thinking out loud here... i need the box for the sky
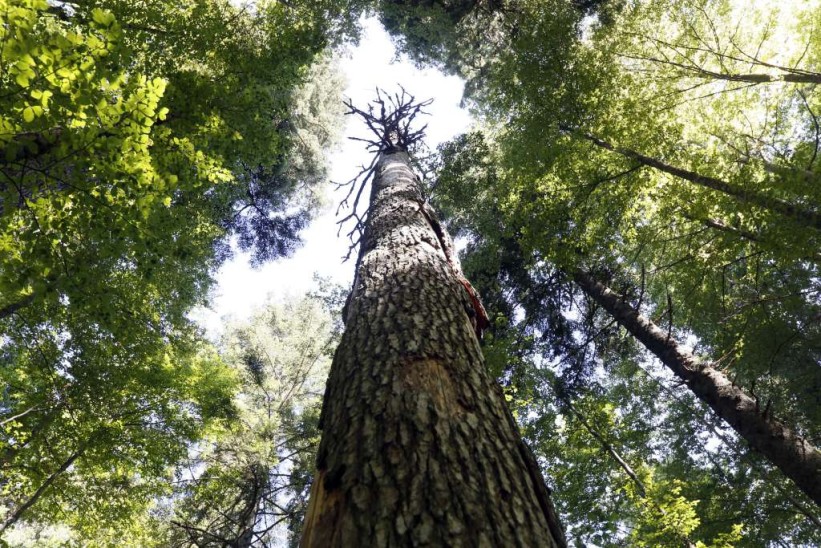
[194,17,473,339]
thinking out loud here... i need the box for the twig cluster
[335,87,433,260]
[344,86,433,153]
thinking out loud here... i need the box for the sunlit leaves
[0,0,354,540]
[163,296,338,547]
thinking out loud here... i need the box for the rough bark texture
[301,152,565,547]
[572,269,821,505]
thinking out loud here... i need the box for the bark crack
[416,198,490,340]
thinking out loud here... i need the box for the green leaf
[15,72,30,88]
[92,8,116,27]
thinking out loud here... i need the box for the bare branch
[335,87,433,256]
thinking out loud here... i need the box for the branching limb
[335,87,433,258]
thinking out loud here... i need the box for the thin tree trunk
[623,54,821,85]
[704,216,821,263]
[700,72,821,84]
[678,212,821,263]
[562,398,647,497]
[301,152,566,546]
[571,268,821,505]
[697,216,762,243]
[565,398,709,548]
[0,404,61,468]
[561,127,821,230]
[0,406,39,427]
[234,464,266,548]
[0,447,84,534]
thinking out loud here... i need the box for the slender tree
[163,296,336,548]
[571,268,821,505]
[300,90,565,546]
[559,127,821,231]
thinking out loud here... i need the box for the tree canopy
[159,294,339,548]
[385,0,821,544]
[2,0,819,545]
[0,0,354,540]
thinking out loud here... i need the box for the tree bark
[301,152,566,546]
[571,268,821,505]
[562,127,821,231]
[697,71,821,84]
[234,463,266,548]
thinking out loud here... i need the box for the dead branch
[342,86,432,153]
[335,87,433,258]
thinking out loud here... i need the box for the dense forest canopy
[1,0,819,545]
[389,0,820,544]
[0,0,355,542]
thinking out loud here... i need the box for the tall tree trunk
[571,269,821,505]
[301,152,566,546]
[561,127,821,230]
[234,463,266,548]
[698,71,821,84]
[628,54,821,85]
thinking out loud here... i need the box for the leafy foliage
[389,0,821,540]
[428,128,821,545]
[162,295,339,548]
[0,0,355,540]
[4,0,820,543]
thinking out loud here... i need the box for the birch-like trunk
[572,269,821,505]
[301,152,566,546]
